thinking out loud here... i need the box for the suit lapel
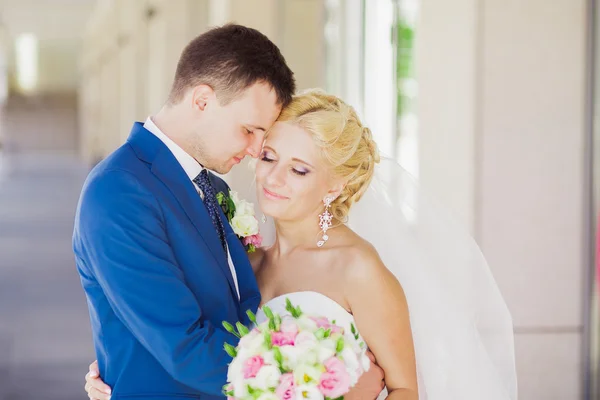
[127,123,238,299]
[219,204,260,306]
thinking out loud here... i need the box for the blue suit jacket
[73,122,261,399]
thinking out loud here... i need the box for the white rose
[230,191,256,216]
[295,315,318,331]
[359,349,371,372]
[279,344,302,370]
[253,365,282,390]
[293,364,324,386]
[233,375,249,398]
[316,338,336,363]
[227,356,244,383]
[340,347,360,374]
[294,384,325,400]
[295,331,319,350]
[262,349,277,366]
[237,330,267,359]
[231,214,259,237]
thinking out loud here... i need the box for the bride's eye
[260,154,275,163]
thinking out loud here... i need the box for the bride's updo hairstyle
[276,89,380,222]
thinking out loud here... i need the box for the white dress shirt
[144,117,240,299]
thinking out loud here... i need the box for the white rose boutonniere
[216,190,262,253]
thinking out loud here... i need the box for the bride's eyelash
[292,169,308,176]
[261,156,274,162]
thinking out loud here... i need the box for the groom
[74,24,383,399]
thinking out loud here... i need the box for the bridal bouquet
[222,299,370,400]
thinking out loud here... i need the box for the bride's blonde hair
[276,89,380,222]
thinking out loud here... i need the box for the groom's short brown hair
[168,24,295,107]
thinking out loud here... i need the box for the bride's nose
[265,165,286,188]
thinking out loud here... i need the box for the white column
[478,1,587,398]
[417,0,587,398]
[416,0,478,233]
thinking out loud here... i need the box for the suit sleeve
[76,169,236,396]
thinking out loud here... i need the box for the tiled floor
[0,152,95,399]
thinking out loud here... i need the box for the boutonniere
[216,190,262,253]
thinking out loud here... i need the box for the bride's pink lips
[263,187,288,200]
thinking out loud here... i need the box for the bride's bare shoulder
[248,247,267,274]
[338,229,395,284]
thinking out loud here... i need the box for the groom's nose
[245,133,264,158]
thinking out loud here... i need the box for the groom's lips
[263,187,288,200]
[232,157,242,164]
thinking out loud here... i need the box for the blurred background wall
[0,0,596,399]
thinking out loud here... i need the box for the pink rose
[276,373,296,400]
[242,355,265,379]
[271,331,296,346]
[318,357,352,398]
[271,319,298,346]
[310,316,343,334]
[243,233,263,247]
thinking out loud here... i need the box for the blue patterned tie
[193,169,227,254]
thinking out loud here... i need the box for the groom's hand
[84,360,112,400]
[345,350,385,400]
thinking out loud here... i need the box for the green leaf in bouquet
[285,297,293,311]
[236,322,250,337]
[247,386,265,399]
[336,337,345,353]
[268,318,276,331]
[315,328,326,340]
[222,321,241,338]
[222,383,234,397]
[263,306,274,320]
[246,309,258,325]
[284,298,304,318]
[324,328,332,338]
[273,346,284,368]
[350,323,360,340]
[223,342,237,358]
[274,314,282,330]
[264,332,272,349]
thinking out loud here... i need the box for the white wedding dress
[255,291,388,399]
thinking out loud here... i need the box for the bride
[83,89,517,399]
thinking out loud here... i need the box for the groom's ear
[190,84,216,112]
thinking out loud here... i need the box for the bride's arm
[345,244,419,400]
